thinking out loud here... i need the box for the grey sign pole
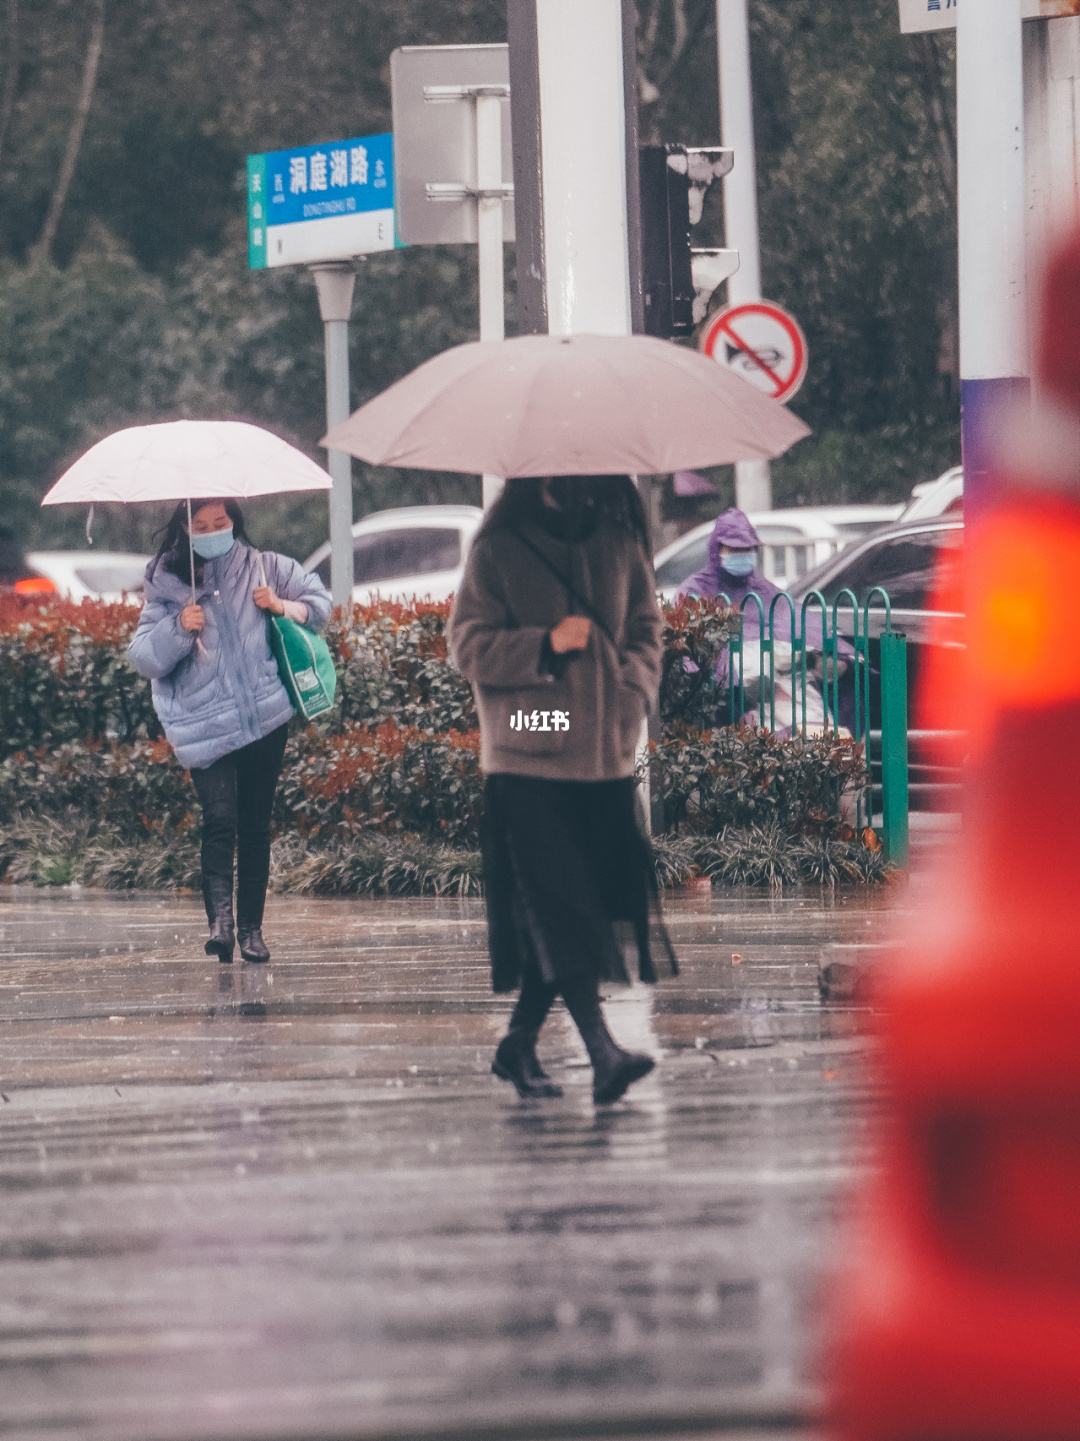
[311,262,356,608]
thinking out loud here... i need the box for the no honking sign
[700,301,808,405]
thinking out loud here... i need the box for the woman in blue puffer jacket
[129,497,332,964]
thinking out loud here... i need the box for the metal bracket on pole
[423,83,511,102]
[311,262,356,609]
[425,183,515,203]
[419,81,511,509]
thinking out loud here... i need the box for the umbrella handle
[186,497,209,661]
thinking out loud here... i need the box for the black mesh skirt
[481,773,679,994]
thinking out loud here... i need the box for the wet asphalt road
[0,883,904,1441]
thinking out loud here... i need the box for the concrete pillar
[509,0,638,337]
[957,0,1029,518]
[1024,15,1080,407]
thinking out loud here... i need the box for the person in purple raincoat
[678,508,851,733]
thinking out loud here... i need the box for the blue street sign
[247,132,398,269]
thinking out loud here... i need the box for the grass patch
[0,815,892,899]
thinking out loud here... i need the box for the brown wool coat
[447,519,663,780]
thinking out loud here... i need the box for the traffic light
[638,144,737,339]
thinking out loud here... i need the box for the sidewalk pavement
[0,882,906,1441]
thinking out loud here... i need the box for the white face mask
[191,525,235,560]
[720,552,755,578]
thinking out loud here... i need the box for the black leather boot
[492,969,561,1098]
[492,1030,562,1098]
[561,975,655,1105]
[203,874,235,963]
[237,927,270,964]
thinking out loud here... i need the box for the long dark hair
[477,475,649,548]
[149,498,250,586]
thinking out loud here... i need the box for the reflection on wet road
[0,885,900,1441]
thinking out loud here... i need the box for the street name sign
[899,0,1080,34]
[700,301,808,404]
[247,133,396,268]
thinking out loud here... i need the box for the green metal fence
[711,588,910,863]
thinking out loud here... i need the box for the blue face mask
[191,525,235,560]
[720,552,755,579]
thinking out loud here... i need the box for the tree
[30,0,106,262]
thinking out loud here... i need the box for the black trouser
[189,724,289,929]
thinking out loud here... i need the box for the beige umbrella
[322,332,810,478]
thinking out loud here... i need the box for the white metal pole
[476,91,507,510]
[312,263,356,608]
[957,0,1029,520]
[717,0,771,512]
[534,0,633,336]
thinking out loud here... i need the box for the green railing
[711,588,910,864]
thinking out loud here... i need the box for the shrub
[0,736,192,837]
[658,594,740,728]
[0,594,158,755]
[329,601,476,734]
[279,720,483,846]
[0,595,889,892]
[647,723,865,835]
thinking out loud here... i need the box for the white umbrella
[322,332,810,478]
[42,419,332,613]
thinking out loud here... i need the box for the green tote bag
[260,555,337,721]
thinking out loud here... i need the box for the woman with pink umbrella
[324,330,811,1102]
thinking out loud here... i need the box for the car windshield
[805,527,963,611]
[654,535,709,588]
[316,527,462,588]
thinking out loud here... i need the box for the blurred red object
[826,228,1080,1440]
[12,576,57,595]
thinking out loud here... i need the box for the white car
[21,550,148,601]
[652,504,902,599]
[303,505,484,604]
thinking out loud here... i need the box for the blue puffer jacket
[128,541,332,770]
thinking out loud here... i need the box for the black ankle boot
[237,927,270,963]
[203,875,235,963]
[492,1030,563,1098]
[561,978,655,1104]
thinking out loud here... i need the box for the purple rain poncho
[677,507,847,653]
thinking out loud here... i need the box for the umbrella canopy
[42,420,331,507]
[322,332,810,478]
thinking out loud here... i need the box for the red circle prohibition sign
[700,302,808,404]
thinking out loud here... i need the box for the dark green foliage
[647,723,866,835]
[329,603,476,733]
[0,598,160,756]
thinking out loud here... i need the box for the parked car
[900,465,963,522]
[303,505,484,605]
[652,504,902,598]
[793,516,965,813]
[14,550,148,601]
